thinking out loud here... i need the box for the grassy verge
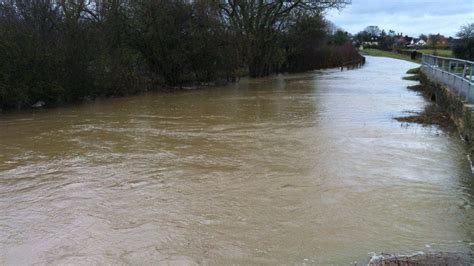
[361,48,420,63]
[406,67,420,74]
[403,67,421,80]
[403,67,421,81]
[402,74,420,81]
[363,48,454,63]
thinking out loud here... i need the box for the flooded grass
[369,252,471,266]
[406,84,423,92]
[398,82,456,131]
[395,103,456,131]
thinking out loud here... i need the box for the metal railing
[421,54,474,103]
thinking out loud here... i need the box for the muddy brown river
[1,56,473,264]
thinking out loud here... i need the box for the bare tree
[364,25,381,36]
[456,23,474,40]
[219,0,350,77]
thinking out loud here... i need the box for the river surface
[1,56,474,264]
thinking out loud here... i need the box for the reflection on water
[0,56,473,264]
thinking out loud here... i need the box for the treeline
[453,23,474,61]
[0,0,361,110]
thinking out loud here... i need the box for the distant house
[437,36,449,45]
[415,39,427,47]
[406,38,427,47]
[427,34,449,46]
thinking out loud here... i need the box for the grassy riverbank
[362,48,419,63]
[362,48,454,63]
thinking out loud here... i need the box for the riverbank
[418,71,474,165]
[0,0,363,112]
[362,48,454,64]
[0,48,363,114]
[362,48,419,63]
[402,48,453,58]
[399,63,474,175]
[395,100,456,131]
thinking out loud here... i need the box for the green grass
[402,74,420,81]
[404,67,421,81]
[362,48,455,63]
[361,48,419,63]
[403,49,453,57]
[406,67,420,74]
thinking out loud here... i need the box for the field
[403,49,453,57]
[362,48,455,63]
[361,49,419,63]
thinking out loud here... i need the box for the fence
[341,56,366,71]
[421,54,474,103]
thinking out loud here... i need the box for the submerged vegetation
[369,252,471,266]
[0,0,361,111]
[395,84,454,131]
[395,104,455,130]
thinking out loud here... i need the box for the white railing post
[462,63,467,100]
[454,62,458,94]
[469,83,472,103]
[446,60,453,85]
[470,63,473,82]
[440,58,444,80]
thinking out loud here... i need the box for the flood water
[1,56,474,264]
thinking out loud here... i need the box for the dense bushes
[283,15,360,72]
[0,1,129,109]
[0,0,359,110]
[453,39,474,61]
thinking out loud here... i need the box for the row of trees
[354,25,453,50]
[354,23,474,59]
[0,0,360,110]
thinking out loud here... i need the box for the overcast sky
[326,0,474,37]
